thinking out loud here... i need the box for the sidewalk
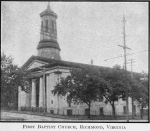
[1,111,71,121]
[1,109,79,120]
[1,109,148,122]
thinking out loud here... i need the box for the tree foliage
[130,72,148,118]
[52,63,148,119]
[1,53,29,108]
[52,67,106,118]
[100,65,128,118]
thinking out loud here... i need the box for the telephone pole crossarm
[118,45,131,50]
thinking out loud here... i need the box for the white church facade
[18,4,140,116]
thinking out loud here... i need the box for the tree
[52,67,106,118]
[1,53,29,108]
[131,72,148,119]
[101,65,127,118]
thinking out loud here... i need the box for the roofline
[40,10,58,18]
[22,56,142,76]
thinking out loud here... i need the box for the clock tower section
[37,4,61,60]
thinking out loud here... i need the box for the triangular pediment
[27,60,48,70]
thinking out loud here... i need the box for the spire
[47,2,50,10]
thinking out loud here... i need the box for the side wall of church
[45,67,140,116]
[46,68,70,114]
[19,67,140,116]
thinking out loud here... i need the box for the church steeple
[37,3,61,60]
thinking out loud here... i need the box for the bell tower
[37,3,61,60]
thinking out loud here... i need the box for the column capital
[32,79,36,83]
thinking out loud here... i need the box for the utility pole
[118,14,131,122]
[127,58,136,119]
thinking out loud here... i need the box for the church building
[18,4,140,116]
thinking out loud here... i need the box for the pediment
[27,60,48,70]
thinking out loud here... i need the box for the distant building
[18,4,140,116]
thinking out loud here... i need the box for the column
[24,85,29,107]
[43,74,46,109]
[39,77,44,107]
[18,86,21,110]
[28,81,32,107]
[46,74,50,112]
[31,79,36,107]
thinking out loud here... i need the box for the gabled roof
[22,55,108,72]
[21,55,55,70]
[22,55,140,78]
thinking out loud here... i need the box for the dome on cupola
[37,3,61,60]
[40,3,58,18]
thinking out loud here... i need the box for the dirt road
[1,111,71,121]
[1,111,148,122]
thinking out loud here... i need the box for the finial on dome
[47,2,50,9]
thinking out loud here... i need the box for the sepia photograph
[1,1,149,124]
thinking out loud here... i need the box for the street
[1,111,148,122]
[1,111,71,121]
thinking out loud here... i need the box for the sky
[1,2,148,73]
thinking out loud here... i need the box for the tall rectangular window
[51,21,54,33]
[100,107,104,116]
[134,105,136,115]
[54,22,56,34]
[41,21,43,32]
[45,20,48,32]
[85,108,90,115]
[123,106,126,114]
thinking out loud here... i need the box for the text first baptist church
[18,3,140,116]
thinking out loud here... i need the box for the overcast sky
[2,2,148,73]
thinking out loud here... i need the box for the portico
[30,75,46,109]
